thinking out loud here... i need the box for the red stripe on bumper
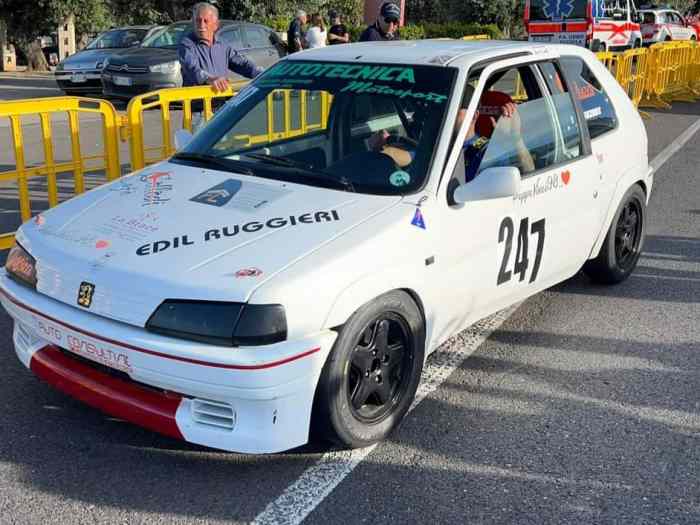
[0,287,321,370]
[30,345,184,440]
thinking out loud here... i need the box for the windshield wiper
[243,153,355,192]
[171,152,254,175]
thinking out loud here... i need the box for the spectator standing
[359,1,401,42]
[328,10,350,45]
[287,10,308,53]
[177,2,263,130]
[305,13,328,49]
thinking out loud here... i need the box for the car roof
[288,39,550,67]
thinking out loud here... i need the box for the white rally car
[0,40,652,454]
[640,8,698,44]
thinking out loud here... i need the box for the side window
[475,65,567,177]
[245,27,270,48]
[559,56,618,139]
[538,62,584,159]
[220,27,243,49]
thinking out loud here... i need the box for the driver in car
[368,88,535,180]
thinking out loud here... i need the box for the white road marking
[253,306,517,525]
[650,116,700,174]
[252,116,700,525]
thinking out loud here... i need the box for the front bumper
[0,272,337,453]
[55,71,103,93]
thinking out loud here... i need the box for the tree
[0,0,114,71]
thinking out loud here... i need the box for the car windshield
[642,12,656,23]
[86,29,147,49]
[142,23,189,48]
[178,60,456,195]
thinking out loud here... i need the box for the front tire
[584,184,646,284]
[313,291,425,448]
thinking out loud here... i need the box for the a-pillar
[363,0,406,25]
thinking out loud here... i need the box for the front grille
[106,64,148,73]
[191,399,236,431]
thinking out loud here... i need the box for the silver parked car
[101,20,286,99]
[54,26,162,95]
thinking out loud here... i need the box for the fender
[588,164,653,259]
[322,265,431,345]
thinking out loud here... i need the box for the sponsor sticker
[235,267,263,278]
[411,208,426,230]
[389,170,411,187]
[190,179,243,207]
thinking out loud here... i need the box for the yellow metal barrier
[613,47,650,117]
[124,81,249,170]
[596,51,619,76]
[125,83,332,169]
[463,34,490,41]
[639,41,699,109]
[0,97,121,250]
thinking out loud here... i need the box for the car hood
[60,48,117,70]
[17,162,402,327]
[107,47,177,67]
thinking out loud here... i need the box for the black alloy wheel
[614,197,643,273]
[313,290,425,448]
[347,315,413,424]
[584,184,646,284]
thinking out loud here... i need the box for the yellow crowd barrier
[124,81,249,170]
[463,34,490,41]
[0,97,121,250]
[124,82,332,170]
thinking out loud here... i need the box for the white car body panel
[0,40,652,453]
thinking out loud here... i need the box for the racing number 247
[497,217,546,286]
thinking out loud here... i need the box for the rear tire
[313,291,425,448]
[584,185,646,284]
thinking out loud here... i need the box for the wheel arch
[588,175,650,260]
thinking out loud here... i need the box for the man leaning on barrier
[178,2,264,130]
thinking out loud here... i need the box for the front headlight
[146,300,287,347]
[149,61,179,74]
[5,241,37,289]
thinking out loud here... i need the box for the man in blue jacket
[178,2,263,93]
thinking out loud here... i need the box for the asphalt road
[0,78,698,524]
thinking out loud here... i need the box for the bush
[422,22,503,40]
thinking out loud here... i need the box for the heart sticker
[95,240,110,249]
[561,170,571,186]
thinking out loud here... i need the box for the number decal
[497,217,546,286]
[514,218,529,282]
[529,219,546,284]
[497,217,514,285]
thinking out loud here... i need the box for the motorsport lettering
[269,63,417,83]
[136,209,341,256]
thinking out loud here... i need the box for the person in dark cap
[359,1,401,42]
[328,10,350,45]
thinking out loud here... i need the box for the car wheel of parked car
[313,290,425,448]
[665,36,672,41]
[584,185,646,284]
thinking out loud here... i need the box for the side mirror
[174,129,193,150]
[453,166,520,203]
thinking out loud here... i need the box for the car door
[242,25,279,69]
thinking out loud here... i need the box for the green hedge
[275,21,502,43]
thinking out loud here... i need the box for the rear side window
[560,57,617,139]
[642,12,656,24]
[245,27,270,48]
